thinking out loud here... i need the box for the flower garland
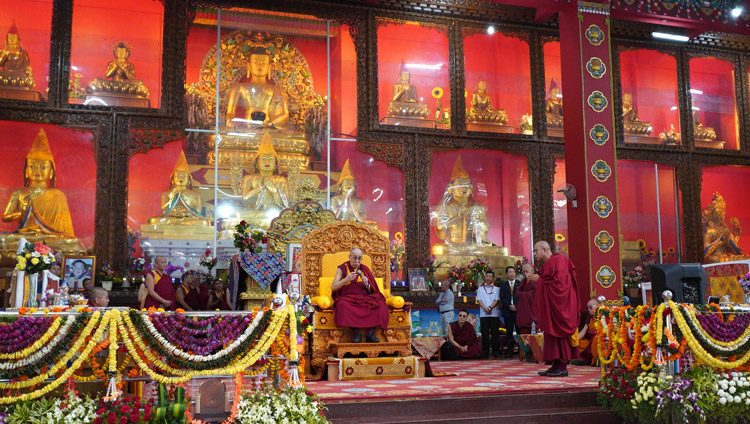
[0,316,61,359]
[0,315,75,372]
[151,313,252,355]
[0,316,55,353]
[0,310,110,404]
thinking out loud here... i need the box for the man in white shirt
[435,280,454,336]
[477,271,501,358]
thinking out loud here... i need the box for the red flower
[107,412,117,424]
[119,416,128,424]
[262,236,268,243]
[239,220,247,226]
[130,413,140,423]
[94,418,102,424]
[119,404,132,414]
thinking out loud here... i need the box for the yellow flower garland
[0,316,62,359]
[0,311,109,404]
[669,300,750,369]
[288,304,298,362]
[108,309,118,373]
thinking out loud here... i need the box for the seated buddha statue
[87,43,149,99]
[386,60,429,119]
[433,156,501,256]
[466,81,508,124]
[693,105,717,141]
[0,20,35,90]
[330,159,368,222]
[241,132,290,212]
[621,93,652,135]
[146,150,211,227]
[545,79,563,128]
[703,192,745,263]
[1,129,83,254]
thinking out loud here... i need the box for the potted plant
[622,264,645,298]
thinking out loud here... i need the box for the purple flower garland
[150,313,255,356]
[694,311,750,343]
[0,316,55,353]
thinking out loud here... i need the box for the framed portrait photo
[62,255,95,290]
[408,268,428,292]
[286,243,302,272]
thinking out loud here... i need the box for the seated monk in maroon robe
[331,247,389,343]
[575,299,600,366]
[529,241,580,377]
[144,256,176,310]
[443,309,482,360]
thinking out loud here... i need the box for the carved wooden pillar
[559,1,621,304]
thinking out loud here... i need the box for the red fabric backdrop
[377,23,450,123]
[71,0,164,108]
[464,31,532,132]
[429,150,531,257]
[128,141,185,231]
[620,49,680,141]
[689,57,739,150]
[1,0,53,96]
[543,41,562,99]
[702,166,750,255]
[0,121,96,249]
[552,159,569,254]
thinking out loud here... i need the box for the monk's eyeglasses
[351,256,363,261]
[458,314,468,318]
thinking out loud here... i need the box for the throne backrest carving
[301,221,390,297]
[267,199,338,254]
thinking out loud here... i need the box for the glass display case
[689,56,739,150]
[619,49,680,146]
[70,0,164,108]
[701,166,750,263]
[0,0,52,101]
[617,160,680,267]
[0,120,96,255]
[552,158,569,255]
[463,29,532,134]
[377,20,449,129]
[429,149,531,279]
[543,41,563,137]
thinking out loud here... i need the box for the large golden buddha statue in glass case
[330,159,368,223]
[466,80,512,133]
[703,192,746,263]
[0,129,84,256]
[86,42,150,107]
[0,20,42,101]
[381,59,432,128]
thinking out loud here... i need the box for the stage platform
[309,359,619,423]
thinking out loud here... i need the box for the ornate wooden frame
[2,0,750,271]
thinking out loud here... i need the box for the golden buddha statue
[0,20,34,90]
[330,159,368,222]
[0,129,83,256]
[386,60,429,119]
[693,107,718,142]
[621,93,652,135]
[87,43,149,106]
[147,151,211,226]
[545,79,563,128]
[703,192,746,263]
[208,45,309,169]
[241,132,290,212]
[466,81,508,124]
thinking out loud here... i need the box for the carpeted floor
[307,358,602,401]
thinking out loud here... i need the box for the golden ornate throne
[301,221,410,374]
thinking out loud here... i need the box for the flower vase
[427,270,435,287]
[101,280,113,291]
[24,273,39,308]
[627,287,640,298]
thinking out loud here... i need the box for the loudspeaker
[650,263,707,305]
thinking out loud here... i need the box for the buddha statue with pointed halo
[545,79,563,129]
[87,42,149,106]
[703,192,746,263]
[1,129,83,255]
[467,81,508,125]
[147,151,211,226]
[386,59,429,119]
[331,159,368,222]
[241,132,290,212]
[621,93,653,135]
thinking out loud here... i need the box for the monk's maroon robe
[449,321,482,358]
[144,270,176,311]
[333,262,389,329]
[535,253,580,362]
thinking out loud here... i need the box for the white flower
[735,396,742,403]
[746,398,750,405]
[730,379,737,386]
[720,397,727,404]
[730,386,737,394]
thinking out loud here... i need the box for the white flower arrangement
[43,388,97,424]
[235,385,329,424]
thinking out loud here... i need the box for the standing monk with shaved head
[331,247,389,343]
[528,241,580,377]
[143,256,175,310]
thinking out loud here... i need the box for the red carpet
[307,358,601,401]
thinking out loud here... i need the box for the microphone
[357,270,370,289]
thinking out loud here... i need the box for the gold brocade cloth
[335,356,418,381]
[411,336,446,359]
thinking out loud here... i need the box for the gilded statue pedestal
[624,134,660,145]
[206,132,310,170]
[239,275,272,311]
[433,250,521,282]
[696,139,726,149]
[0,234,84,266]
[466,122,514,134]
[140,224,214,240]
[380,116,436,129]
[0,86,42,101]
[83,94,149,108]
[547,127,564,138]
